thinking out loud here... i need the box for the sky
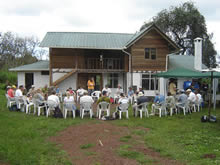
[0,0,219,55]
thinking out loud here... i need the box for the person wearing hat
[177,89,187,107]
[28,85,35,96]
[186,88,196,103]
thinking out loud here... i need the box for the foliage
[141,1,217,67]
[0,32,47,70]
[80,143,95,149]
[0,71,17,87]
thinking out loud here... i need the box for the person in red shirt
[7,86,16,98]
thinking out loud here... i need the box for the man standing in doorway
[87,77,95,96]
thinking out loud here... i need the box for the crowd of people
[5,79,204,119]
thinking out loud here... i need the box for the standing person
[102,84,111,97]
[127,87,134,104]
[87,77,95,96]
[169,79,177,96]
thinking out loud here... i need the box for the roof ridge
[47,32,134,35]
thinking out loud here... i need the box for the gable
[131,28,177,71]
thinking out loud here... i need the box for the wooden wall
[131,29,171,71]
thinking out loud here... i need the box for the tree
[0,32,47,69]
[141,1,217,67]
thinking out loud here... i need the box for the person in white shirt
[77,86,85,97]
[48,91,63,118]
[48,91,60,107]
[15,85,24,97]
[102,85,111,97]
[80,90,94,105]
[186,89,196,103]
[117,93,129,111]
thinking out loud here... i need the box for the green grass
[80,143,95,149]
[1,88,220,165]
[114,106,220,165]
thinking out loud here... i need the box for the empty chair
[81,102,93,119]
[63,101,76,119]
[97,101,110,119]
[117,103,129,119]
[5,94,16,108]
[195,98,203,112]
[135,102,149,119]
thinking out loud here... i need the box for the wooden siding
[131,29,170,71]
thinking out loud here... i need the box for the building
[10,24,180,96]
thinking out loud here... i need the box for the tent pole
[208,71,213,119]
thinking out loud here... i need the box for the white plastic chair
[117,103,129,119]
[5,94,16,108]
[91,91,101,101]
[176,100,190,115]
[63,101,75,119]
[81,102,93,119]
[46,100,57,117]
[135,102,149,119]
[195,98,203,112]
[97,102,110,119]
[32,98,46,116]
[154,102,167,117]
[15,96,25,112]
[165,98,177,116]
[23,97,34,114]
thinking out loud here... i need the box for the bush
[0,83,6,90]
[0,71,17,85]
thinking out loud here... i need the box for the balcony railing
[86,58,122,70]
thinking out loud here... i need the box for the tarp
[155,67,220,78]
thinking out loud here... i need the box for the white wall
[58,73,77,93]
[34,72,49,89]
[132,73,141,89]
[17,71,49,89]
[17,72,25,87]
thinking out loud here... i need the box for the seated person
[132,92,148,116]
[28,85,35,96]
[114,84,123,103]
[117,93,129,111]
[80,90,94,105]
[177,89,187,107]
[102,85,111,97]
[127,86,134,103]
[34,88,46,115]
[64,92,76,111]
[186,89,196,103]
[97,91,110,104]
[166,92,176,113]
[151,92,165,115]
[194,89,203,104]
[7,86,15,100]
[77,86,85,97]
[48,90,63,118]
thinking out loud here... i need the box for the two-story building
[10,24,179,96]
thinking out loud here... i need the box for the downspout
[122,48,133,87]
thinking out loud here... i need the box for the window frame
[107,73,119,88]
[144,48,157,60]
[141,73,159,91]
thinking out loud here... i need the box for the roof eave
[40,45,124,50]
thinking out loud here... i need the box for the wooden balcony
[86,58,122,70]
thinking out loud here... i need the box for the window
[107,73,119,88]
[41,71,49,75]
[142,73,159,90]
[145,48,156,60]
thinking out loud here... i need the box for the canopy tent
[155,67,220,78]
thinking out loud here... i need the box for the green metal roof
[40,32,133,50]
[9,61,49,71]
[40,24,179,50]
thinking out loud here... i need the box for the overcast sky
[0,0,219,54]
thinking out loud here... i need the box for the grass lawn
[1,89,220,165]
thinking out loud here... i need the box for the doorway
[25,73,34,91]
[78,73,103,91]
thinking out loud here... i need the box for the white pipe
[122,49,133,87]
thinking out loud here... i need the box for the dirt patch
[50,121,184,165]
[202,153,216,159]
[50,121,137,165]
